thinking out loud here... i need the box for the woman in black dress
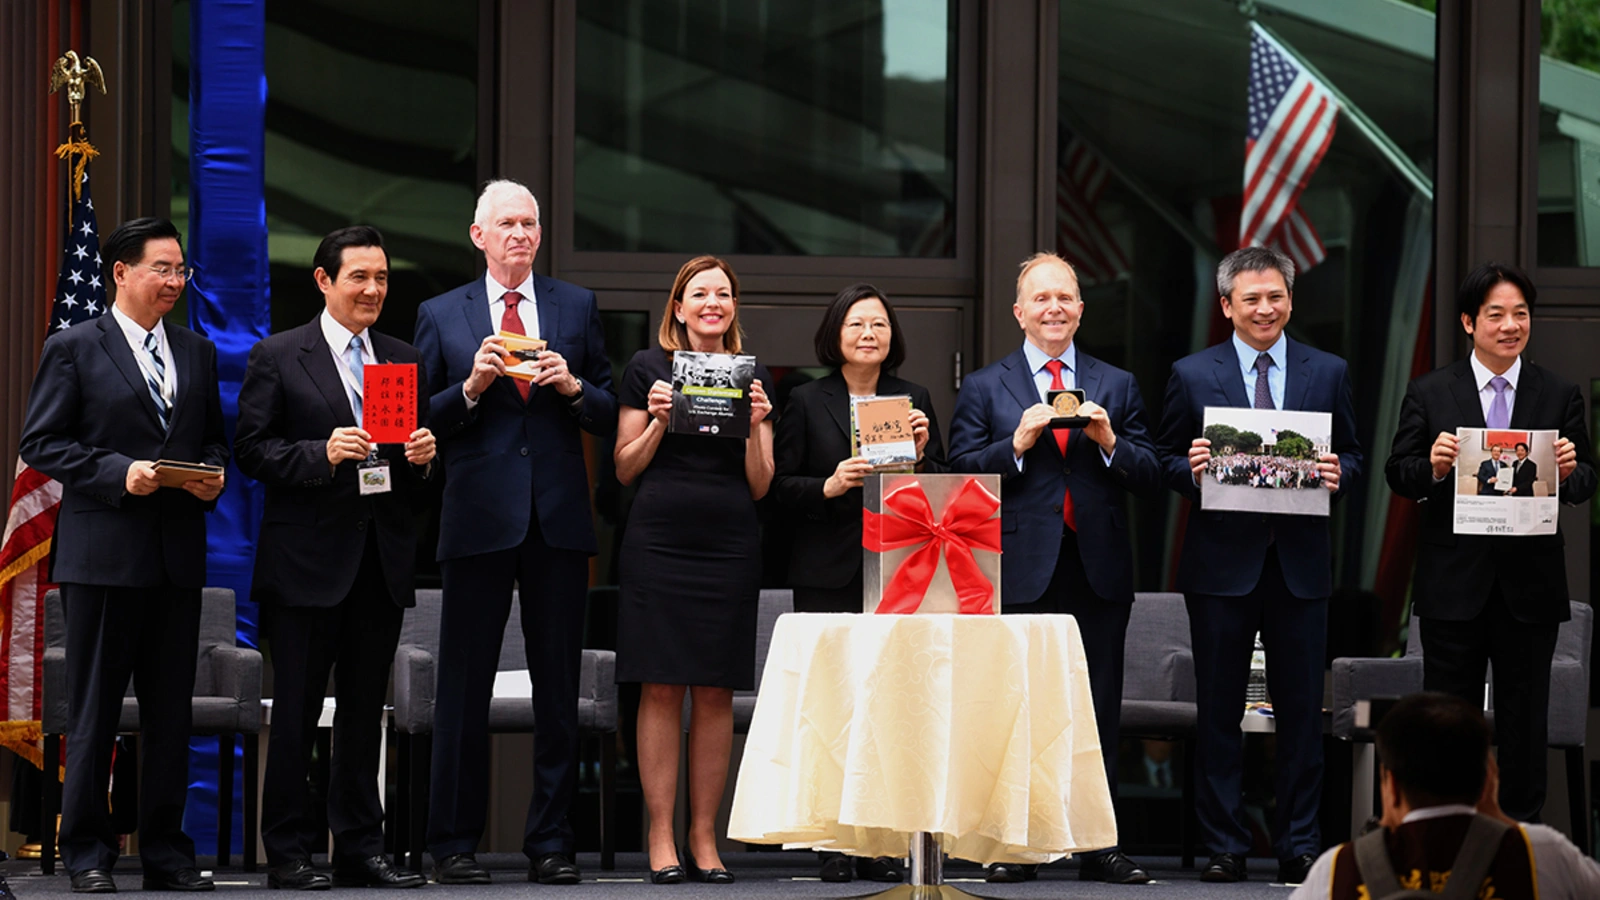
[615,256,774,885]
[772,284,944,883]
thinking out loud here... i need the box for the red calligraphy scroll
[362,363,418,443]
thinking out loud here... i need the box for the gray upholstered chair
[1119,591,1199,867]
[1331,601,1592,849]
[39,587,263,874]
[388,589,619,871]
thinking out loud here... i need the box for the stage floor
[4,851,1304,897]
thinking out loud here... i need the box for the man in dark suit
[234,226,434,890]
[413,180,617,885]
[1475,445,1507,495]
[948,252,1161,885]
[1386,262,1596,823]
[1155,246,1361,886]
[1509,442,1539,495]
[20,217,228,893]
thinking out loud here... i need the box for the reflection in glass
[1536,3,1600,267]
[172,0,481,339]
[574,0,957,256]
[1056,1,1434,648]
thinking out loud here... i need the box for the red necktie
[1044,359,1076,530]
[500,290,531,402]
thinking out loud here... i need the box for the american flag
[1268,203,1326,273]
[0,173,104,766]
[1057,134,1129,284]
[1240,23,1339,253]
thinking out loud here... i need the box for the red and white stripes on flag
[1268,203,1326,273]
[0,461,60,766]
[1241,22,1339,254]
[1057,135,1129,284]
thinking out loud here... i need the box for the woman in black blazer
[772,285,946,881]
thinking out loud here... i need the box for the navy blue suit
[948,344,1160,846]
[413,274,616,860]
[19,313,228,876]
[1155,336,1361,862]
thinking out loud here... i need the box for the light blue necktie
[143,333,171,432]
[345,335,365,422]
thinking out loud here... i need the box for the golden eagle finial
[49,50,106,126]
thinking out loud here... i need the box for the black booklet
[669,350,755,439]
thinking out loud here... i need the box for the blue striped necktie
[346,335,365,422]
[143,332,171,431]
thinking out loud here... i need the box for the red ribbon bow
[861,477,1003,614]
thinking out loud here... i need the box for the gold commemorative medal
[1050,389,1083,417]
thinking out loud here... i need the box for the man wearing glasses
[20,217,229,893]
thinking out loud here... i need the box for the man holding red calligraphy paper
[948,252,1162,885]
[235,226,435,890]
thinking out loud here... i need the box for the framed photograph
[1200,407,1333,516]
[1453,427,1559,536]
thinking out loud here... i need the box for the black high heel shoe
[649,849,686,885]
[684,850,735,884]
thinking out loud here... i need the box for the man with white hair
[414,179,617,885]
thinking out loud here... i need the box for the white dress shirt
[110,303,177,407]
[1469,350,1522,423]
[1290,805,1600,899]
[1232,331,1287,410]
[486,271,539,340]
[320,308,373,418]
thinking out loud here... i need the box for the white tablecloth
[727,614,1116,865]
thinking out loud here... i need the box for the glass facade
[1536,2,1600,267]
[172,0,482,340]
[573,0,957,256]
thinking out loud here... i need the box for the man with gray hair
[1155,246,1362,885]
[414,179,617,885]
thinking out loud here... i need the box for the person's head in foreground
[1376,691,1489,818]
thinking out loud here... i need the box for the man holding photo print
[1155,246,1360,885]
[1386,262,1597,823]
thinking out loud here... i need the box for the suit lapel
[1069,352,1104,456]
[1210,343,1251,408]
[1283,338,1312,411]
[1000,348,1039,413]
[817,372,851,439]
[1449,360,1486,428]
[97,316,166,431]
[458,280,520,405]
[164,327,193,436]
[298,320,359,427]
[533,274,560,344]
[1509,361,1541,430]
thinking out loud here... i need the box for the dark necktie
[501,290,531,402]
[1043,359,1076,530]
[143,333,171,432]
[1253,352,1274,410]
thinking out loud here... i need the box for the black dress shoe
[1201,853,1248,883]
[530,853,581,885]
[684,851,734,884]
[984,863,1038,883]
[267,860,331,891]
[856,857,903,883]
[1277,853,1316,886]
[1080,850,1151,884]
[141,868,215,892]
[432,853,491,885]
[818,855,853,883]
[649,865,686,885]
[334,856,427,889]
[70,870,116,894]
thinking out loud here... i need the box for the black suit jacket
[1511,457,1538,496]
[1386,358,1598,622]
[772,372,946,590]
[19,314,228,587]
[234,319,432,608]
[1475,458,1504,495]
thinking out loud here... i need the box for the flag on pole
[1057,133,1129,284]
[1268,202,1327,273]
[0,172,106,766]
[1241,22,1339,253]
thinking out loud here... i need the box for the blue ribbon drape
[184,0,269,855]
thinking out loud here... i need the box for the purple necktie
[1486,376,1510,429]
[1253,352,1274,410]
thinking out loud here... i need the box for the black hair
[1515,442,1530,453]
[101,217,182,278]
[1375,692,1489,809]
[313,225,387,282]
[1457,262,1537,323]
[814,283,906,372]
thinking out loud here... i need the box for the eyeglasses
[131,263,191,282]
